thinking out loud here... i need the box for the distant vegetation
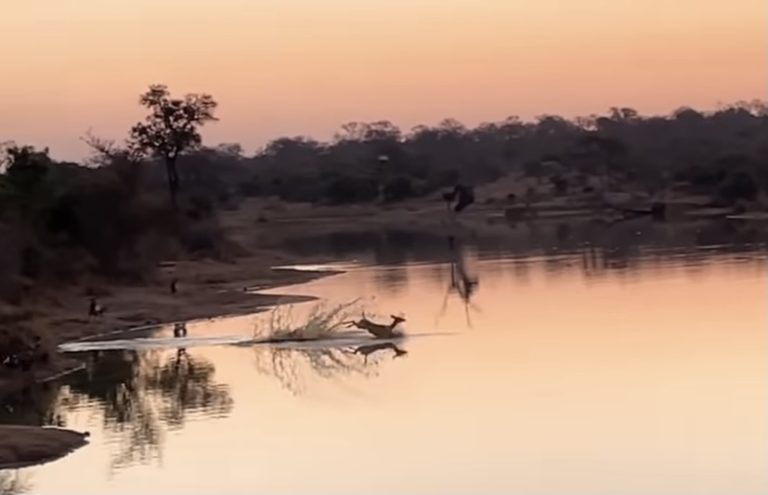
[1,84,767,302]
[238,102,768,206]
[0,86,225,302]
[0,142,231,303]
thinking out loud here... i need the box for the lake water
[3,221,768,494]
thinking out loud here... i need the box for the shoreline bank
[0,258,340,469]
[0,426,90,470]
[0,199,763,468]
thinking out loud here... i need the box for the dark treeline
[236,101,768,205]
[86,99,768,209]
[1,86,767,302]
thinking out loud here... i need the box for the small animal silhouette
[443,183,475,213]
[173,322,188,337]
[170,279,178,294]
[346,313,405,339]
[88,298,105,317]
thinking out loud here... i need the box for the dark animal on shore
[173,322,188,337]
[88,297,105,317]
[443,184,475,213]
[345,313,405,339]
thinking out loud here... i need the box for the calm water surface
[3,222,768,494]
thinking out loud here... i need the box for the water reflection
[280,219,768,276]
[373,266,409,294]
[0,382,62,428]
[3,222,768,494]
[438,236,480,327]
[282,230,450,265]
[353,343,407,363]
[251,342,406,395]
[56,349,232,470]
[0,471,31,495]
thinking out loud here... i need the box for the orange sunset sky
[0,0,765,160]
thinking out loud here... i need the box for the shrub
[238,178,261,197]
[550,175,569,195]
[675,165,726,188]
[383,176,415,202]
[186,194,214,220]
[181,221,223,255]
[324,176,378,204]
[718,171,758,204]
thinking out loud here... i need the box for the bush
[675,165,727,188]
[383,176,415,202]
[186,194,214,220]
[718,171,758,204]
[523,160,544,179]
[0,145,237,297]
[324,176,378,204]
[238,178,261,197]
[270,175,323,203]
[550,175,569,195]
[181,221,222,254]
[42,174,148,274]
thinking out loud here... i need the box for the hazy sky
[1,0,765,160]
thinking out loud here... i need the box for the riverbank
[0,426,89,469]
[0,195,763,468]
[0,245,340,467]
[2,194,759,373]
[2,195,761,381]
[0,255,338,395]
[0,199,462,467]
[0,200,443,395]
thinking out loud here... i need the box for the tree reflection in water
[252,342,407,395]
[0,381,64,428]
[55,348,232,470]
[0,471,31,495]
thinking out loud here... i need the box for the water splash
[253,299,365,341]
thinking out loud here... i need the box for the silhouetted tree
[130,85,218,207]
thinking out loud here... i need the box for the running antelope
[346,313,405,339]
